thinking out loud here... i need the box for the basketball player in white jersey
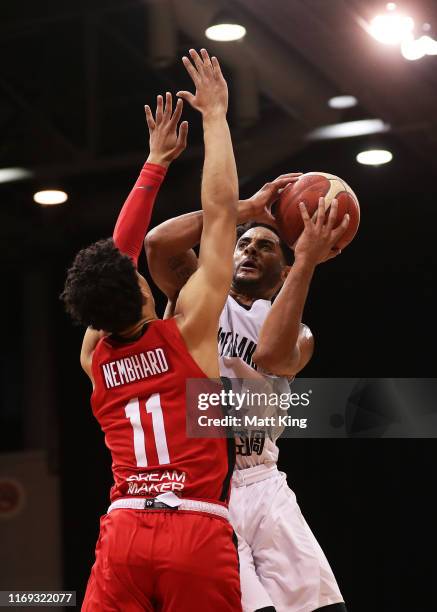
[144,185,350,612]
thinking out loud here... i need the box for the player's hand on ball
[247,173,302,227]
[145,92,188,168]
[294,197,350,265]
[177,49,228,116]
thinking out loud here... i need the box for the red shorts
[82,509,242,611]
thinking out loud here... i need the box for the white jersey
[218,295,290,469]
[220,299,344,611]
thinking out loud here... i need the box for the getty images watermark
[196,386,310,429]
[186,378,437,438]
[186,376,311,439]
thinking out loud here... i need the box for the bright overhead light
[401,34,437,60]
[307,119,390,141]
[205,23,246,41]
[33,190,68,205]
[328,95,358,109]
[0,167,33,184]
[401,35,427,60]
[421,35,437,55]
[369,12,414,45]
[386,3,397,11]
[356,150,393,166]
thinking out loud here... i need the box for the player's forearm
[146,198,255,255]
[147,114,241,258]
[146,211,204,255]
[113,162,167,267]
[201,113,238,219]
[144,211,203,299]
[253,257,315,370]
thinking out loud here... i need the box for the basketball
[274,172,360,249]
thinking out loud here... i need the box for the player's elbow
[252,348,281,373]
[253,345,301,377]
[144,229,161,255]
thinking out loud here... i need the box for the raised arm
[145,173,302,302]
[253,197,350,377]
[171,49,238,376]
[113,93,188,266]
[80,94,188,378]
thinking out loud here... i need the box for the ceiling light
[369,13,414,45]
[0,167,33,184]
[33,190,68,205]
[386,3,397,11]
[206,23,246,41]
[205,13,246,41]
[328,95,358,109]
[356,150,393,165]
[307,119,390,141]
[421,35,437,55]
[401,35,427,60]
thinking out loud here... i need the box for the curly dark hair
[60,238,143,332]
[236,222,294,266]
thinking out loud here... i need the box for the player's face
[233,227,286,293]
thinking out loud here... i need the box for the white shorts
[229,464,344,612]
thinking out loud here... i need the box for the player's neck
[229,287,273,307]
[117,315,157,340]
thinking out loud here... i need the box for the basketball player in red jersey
[61,49,242,611]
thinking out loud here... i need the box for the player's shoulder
[156,315,187,346]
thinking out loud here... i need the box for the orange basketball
[274,172,360,249]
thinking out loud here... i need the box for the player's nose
[244,242,257,255]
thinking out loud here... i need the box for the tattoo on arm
[168,255,195,285]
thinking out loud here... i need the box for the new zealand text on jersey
[218,328,258,369]
[102,348,169,389]
[126,470,186,494]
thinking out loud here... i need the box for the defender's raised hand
[177,49,228,116]
[145,92,188,168]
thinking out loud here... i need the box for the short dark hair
[60,238,143,332]
[236,222,294,265]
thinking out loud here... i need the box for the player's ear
[140,285,154,307]
[280,265,291,282]
[136,273,153,304]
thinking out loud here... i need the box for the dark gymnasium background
[1,1,437,610]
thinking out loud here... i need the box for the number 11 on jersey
[125,393,170,467]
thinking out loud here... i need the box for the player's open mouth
[239,259,259,272]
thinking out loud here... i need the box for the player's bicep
[197,212,236,286]
[286,324,314,376]
[255,324,314,377]
[175,266,228,339]
[175,213,236,342]
[295,325,314,372]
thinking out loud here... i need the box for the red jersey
[91,318,234,505]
